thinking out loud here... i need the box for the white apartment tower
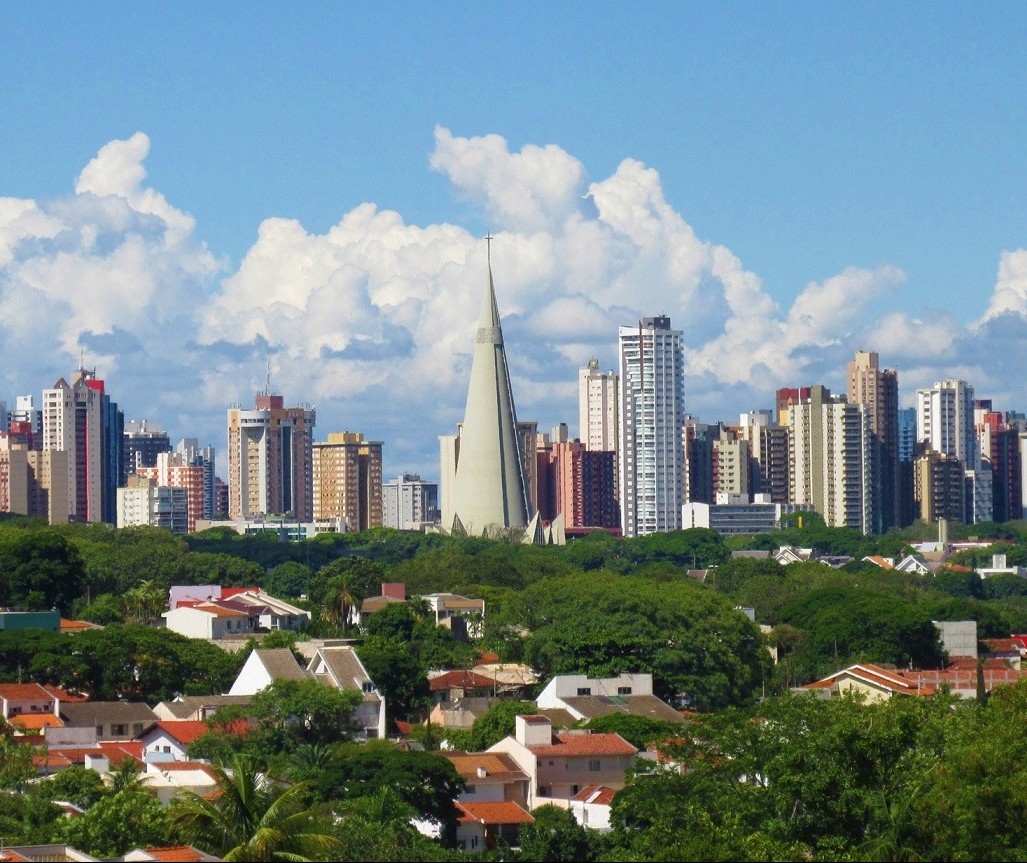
[916,380,978,468]
[578,359,619,452]
[618,316,685,537]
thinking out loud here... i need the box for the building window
[576,687,592,696]
[589,759,601,772]
[617,686,632,695]
[111,724,127,736]
[464,784,476,794]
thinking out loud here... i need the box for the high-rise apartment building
[618,316,685,537]
[712,436,750,500]
[913,450,966,524]
[788,385,875,532]
[42,368,123,524]
[382,474,439,530]
[916,380,978,467]
[117,475,188,534]
[123,420,172,477]
[916,379,991,523]
[682,417,714,505]
[740,412,790,504]
[312,432,383,531]
[578,359,619,453]
[227,393,315,521]
[176,438,217,520]
[848,350,900,532]
[137,449,209,533]
[537,440,619,530]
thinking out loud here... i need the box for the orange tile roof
[142,845,216,862]
[530,732,638,757]
[444,751,528,782]
[60,618,96,631]
[9,713,63,731]
[457,800,535,825]
[195,602,248,618]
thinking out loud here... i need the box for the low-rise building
[488,715,638,807]
[535,673,685,724]
[60,701,158,741]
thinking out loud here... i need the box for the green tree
[312,741,464,844]
[250,678,362,750]
[0,529,85,612]
[169,754,343,862]
[518,804,592,862]
[41,765,108,808]
[582,714,683,749]
[61,789,175,857]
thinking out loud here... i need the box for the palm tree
[168,754,343,862]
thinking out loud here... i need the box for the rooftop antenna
[265,354,272,396]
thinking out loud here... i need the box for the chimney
[476,766,487,778]
[515,714,552,748]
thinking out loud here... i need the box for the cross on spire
[485,232,494,265]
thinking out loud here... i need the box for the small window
[589,759,601,772]
[362,681,375,693]
[96,725,103,736]
[576,687,592,696]
[111,723,127,736]
[617,686,632,695]
[464,784,476,794]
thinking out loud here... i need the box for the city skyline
[4,8,1027,479]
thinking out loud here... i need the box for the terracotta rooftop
[139,845,222,862]
[456,800,535,825]
[42,685,88,703]
[571,784,618,805]
[529,732,638,757]
[0,683,54,701]
[444,751,528,783]
[9,713,63,731]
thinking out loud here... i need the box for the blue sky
[3,5,1027,477]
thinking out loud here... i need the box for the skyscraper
[618,315,685,537]
[788,385,876,532]
[312,432,383,531]
[443,256,529,536]
[42,368,122,524]
[383,474,439,530]
[227,393,315,520]
[847,350,899,532]
[578,359,619,452]
[123,419,172,477]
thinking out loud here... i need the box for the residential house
[138,720,238,763]
[795,664,935,702]
[455,801,535,852]
[470,663,538,698]
[152,694,253,722]
[142,760,221,806]
[162,603,252,640]
[0,683,60,719]
[489,715,638,807]
[535,673,685,724]
[429,670,498,705]
[569,785,617,831]
[773,546,816,565]
[228,646,386,739]
[429,696,504,731]
[228,648,310,696]
[422,592,486,638]
[121,846,222,862]
[167,585,310,632]
[306,645,386,739]
[60,702,158,741]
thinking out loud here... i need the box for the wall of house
[534,755,634,802]
[836,678,891,703]
[163,608,214,640]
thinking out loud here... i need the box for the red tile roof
[571,784,618,805]
[42,685,89,703]
[457,800,535,825]
[149,720,210,745]
[530,732,638,757]
[444,751,528,783]
[799,663,935,696]
[0,683,53,701]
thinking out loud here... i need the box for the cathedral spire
[448,244,529,535]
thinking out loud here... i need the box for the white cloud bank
[1,128,1026,475]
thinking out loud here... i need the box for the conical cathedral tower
[449,253,529,535]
